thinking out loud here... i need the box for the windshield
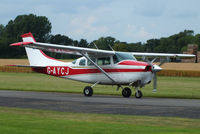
[113,52,136,64]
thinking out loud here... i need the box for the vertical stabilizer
[22,33,64,66]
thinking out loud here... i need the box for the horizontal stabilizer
[10,42,33,46]
[6,65,46,68]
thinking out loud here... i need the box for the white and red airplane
[10,33,195,98]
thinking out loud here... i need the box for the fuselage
[32,52,154,86]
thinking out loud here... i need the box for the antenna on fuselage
[88,42,99,49]
[108,44,115,51]
[93,43,99,49]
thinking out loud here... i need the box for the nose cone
[152,64,162,72]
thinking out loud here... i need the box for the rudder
[22,33,64,66]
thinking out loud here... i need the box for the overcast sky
[0,0,199,43]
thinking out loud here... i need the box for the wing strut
[81,52,116,84]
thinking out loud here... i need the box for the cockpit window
[113,52,136,64]
[79,59,86,66]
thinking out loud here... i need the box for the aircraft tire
[122,87,132,98]
[135,90,143,99]
[83,86,93,97]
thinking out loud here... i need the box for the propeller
[145,58,162,93]
[152,71,157,93]
[152,64,162,92]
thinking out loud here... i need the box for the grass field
[0,72,200,99]
[0,71,200,134]
[0,107,200,134]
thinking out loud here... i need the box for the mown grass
[0,72,200,99]
[0,107,200,134]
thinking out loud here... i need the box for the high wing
[11,41,195,58]
[131,52,195,58]
[10,41,115,57]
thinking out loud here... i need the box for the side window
[79,59,86,66]
[97,57,111,65]
[87,58,96,66]
[72,60,77,64]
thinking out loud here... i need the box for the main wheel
[83,86,93,97]
[122,87,132,98]
[135,90,143,99]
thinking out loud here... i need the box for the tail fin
[22,33,64,66]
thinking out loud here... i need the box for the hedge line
[0,66,33,73]
[157,70,200,77]
[0,66,200,77]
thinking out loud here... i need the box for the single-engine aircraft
[10,33,195,98]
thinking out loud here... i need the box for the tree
[78,39,88,48]
[92,36,116,50]
[49,34,73,45]
[192,34,200,50]
[0,14,52,58]
[113,43,128,51]
[147,30,194,53]
[0,24,4,37]
[4,14,51,42]
[146,39,160,52]
[127,42,145,52]
[73,40,79,47]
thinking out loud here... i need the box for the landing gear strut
[83,86,93,97]
[122,87,132,98]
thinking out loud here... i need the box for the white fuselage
[36,56,154,87]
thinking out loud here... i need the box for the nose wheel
[135,90,143,98]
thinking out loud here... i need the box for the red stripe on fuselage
[32,66,151,77]
[70,68,148,75]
